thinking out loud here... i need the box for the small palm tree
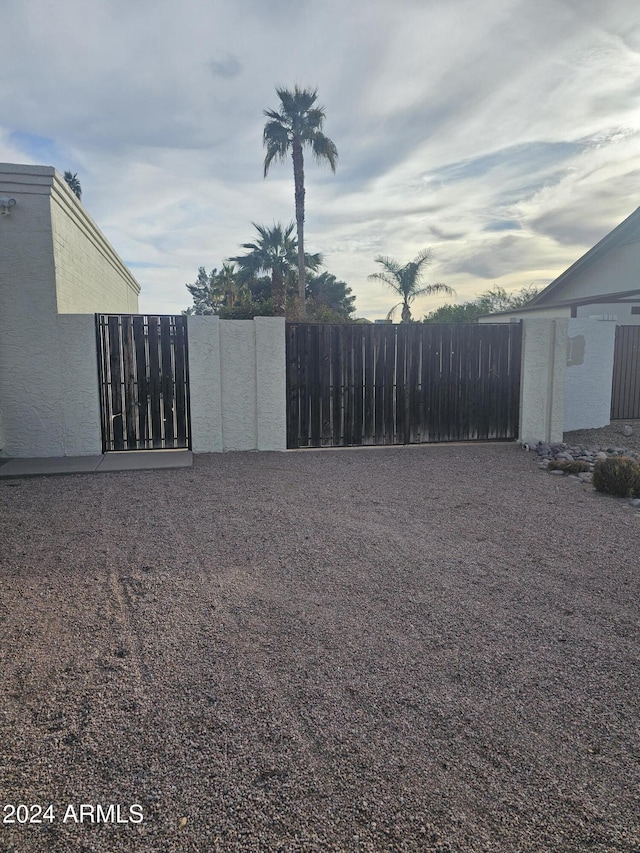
[213,263,247,309]
[368,249,455,322]
[63,171,82,200]
[263,86,337,317]
[229,223,321,316]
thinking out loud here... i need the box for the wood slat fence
[611,325,640,419]
[96,314,191,452]
[286,322,522,448]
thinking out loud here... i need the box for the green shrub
[592,456,640,498]
[547,459,591,474]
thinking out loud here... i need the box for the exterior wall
[564,319,617,431]
[187,316,286,453]
[57,316,102,455]
[0,164,140,315]
[0,163,139,457]
[1,165,60,456]
[1,313,286,459]
[519,319,567,445]
[482,305,632,433]
[49,172,140,313]
[575,302,640,324]
[0,314,102,457]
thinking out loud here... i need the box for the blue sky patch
[125,261,171,270]
[484,220,522,232]
[9,131,62,166]
[427,141,585,186]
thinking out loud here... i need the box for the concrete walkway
[0,450,192,479]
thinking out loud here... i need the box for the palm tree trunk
[272,270,286,317]
[292,138,306,319]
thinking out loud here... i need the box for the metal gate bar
[96,314,191,452]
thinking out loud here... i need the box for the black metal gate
[286,322,522,448]
[96,314,191,452]
[611,325,640,419]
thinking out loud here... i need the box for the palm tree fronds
[371,255,403,277]
[367,271,399,291]
[411,282,456,298]
[311,133,338,171]
[385,303,401,321]
[370,248,455,322]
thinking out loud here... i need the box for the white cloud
[1,0,639,319]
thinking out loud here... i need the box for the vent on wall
[631,306,640,315]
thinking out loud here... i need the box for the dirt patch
[0,443,638,852]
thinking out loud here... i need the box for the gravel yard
[0,442,638,852]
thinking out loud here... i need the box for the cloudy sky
[2,0,640,319]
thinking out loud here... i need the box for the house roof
[526,205,640,307]
[477,206,640,320]
[480,286,640,318]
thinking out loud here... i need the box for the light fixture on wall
[0,198,17,215]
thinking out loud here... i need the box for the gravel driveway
[0,443,638,852]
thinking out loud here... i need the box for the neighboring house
[0,163,141,456]
[478,206,640,324]
[478,207,640,430]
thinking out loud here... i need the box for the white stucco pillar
[187,316,224,453]
[187,315,286,453]
[519,319,567,445]
[255,317,287,451]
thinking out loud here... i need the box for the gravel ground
[0,442,638,853]
[563,419,640,453]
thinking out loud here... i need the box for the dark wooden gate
[611,325,640,419]
[96,314,191,452]
[286,322,522,448]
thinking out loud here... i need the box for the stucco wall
[50,172,140,313]
[0,164,140,316]
[255,317,287,451]
[1,166,59,455]
[564,319,617,431]
[519,319,567,445]
[0,163,139,456]
[575,302,640,324]
[186,317,223,453]
[187,316,286,453]
[220,321,258,451]
[0,314,102,458]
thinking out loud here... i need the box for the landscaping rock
[623,424,634,437]
[525,436,640,502]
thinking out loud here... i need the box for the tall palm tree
[263,85,337,317]
[63,171,82,200]
[368,249,455,322]
[229,222,321,316]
